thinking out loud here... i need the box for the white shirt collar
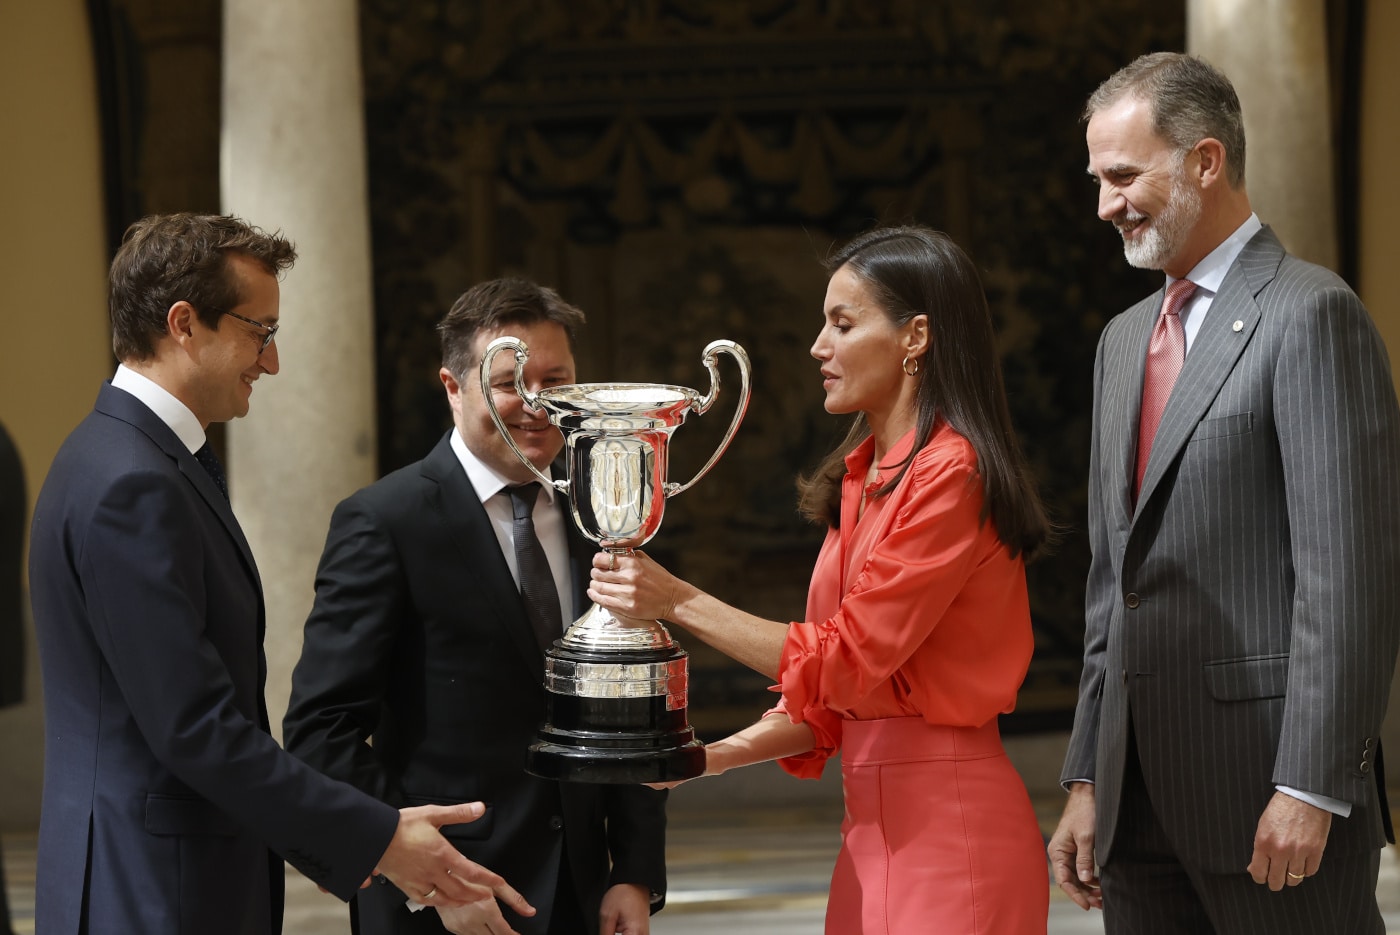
[448,428,558,505]
[1171,212,1262,294]
[111,364,207,455]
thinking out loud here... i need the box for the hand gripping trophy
[481,337,752,783]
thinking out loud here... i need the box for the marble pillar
[1360,0,1400,799]
[0,0,109,830]
[222,1,377,738]
[1187,0,1338,270]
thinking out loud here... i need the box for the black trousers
[546,864,586,935]
[1100,727,1385,935]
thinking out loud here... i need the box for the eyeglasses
[222,310,279,353]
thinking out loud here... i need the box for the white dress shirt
[449,428,575,631]
[1174,212,1262,354]
[111,365,206,454]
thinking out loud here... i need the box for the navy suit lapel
[94,383,261,586]
[420,435,545,677]
[1134,228,1283,514]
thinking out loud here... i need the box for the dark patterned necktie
[1135,278,1198,501]
[507,483,564,652]
[195,442,229,502]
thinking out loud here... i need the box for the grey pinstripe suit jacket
[1062,226,1400,873]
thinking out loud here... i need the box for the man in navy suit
[28,214,535,935]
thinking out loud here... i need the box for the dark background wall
[356,0,1183,733]
[88,0,1190,736]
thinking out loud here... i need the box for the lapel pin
[1232,320,1243,332]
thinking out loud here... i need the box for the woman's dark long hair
[796,226,1053,560]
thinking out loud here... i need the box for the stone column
[1187,0,1338,270]
[223,1,377,738]
[1360,0,1400,799]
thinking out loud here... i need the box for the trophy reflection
[481,337,752,783]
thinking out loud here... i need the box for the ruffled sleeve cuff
[762,625,843,779]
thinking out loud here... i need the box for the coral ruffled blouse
[773,421,1035,778]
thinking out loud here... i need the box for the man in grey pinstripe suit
[1048,53,1400,933]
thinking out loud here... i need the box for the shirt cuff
[1276,785,1352,818]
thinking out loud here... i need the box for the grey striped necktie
[506,483,564,652]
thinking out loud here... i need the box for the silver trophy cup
[481,336,752,783]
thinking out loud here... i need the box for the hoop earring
[902,355,920,377]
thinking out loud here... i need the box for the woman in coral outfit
[590,225,1052,934]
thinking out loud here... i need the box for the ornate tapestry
[359,0,1184,735]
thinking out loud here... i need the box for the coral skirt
[826,717,1048,935]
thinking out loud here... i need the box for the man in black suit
[284,278,668,935]
[0,420,24,935]
[27,214,532,935]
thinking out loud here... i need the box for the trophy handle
[479,335,562,492]
[667,340,752,497]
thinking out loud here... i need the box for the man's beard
[1118,168,1202,271]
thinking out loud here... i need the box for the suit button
[1361,760,1372,774]
[1124,593,1141,609]
[1364,737,1375,751]
[549,815,564,831]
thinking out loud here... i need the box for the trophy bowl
[481,337,752,783]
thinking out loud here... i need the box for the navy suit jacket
[284,432,668,935]
[28,383,400,935]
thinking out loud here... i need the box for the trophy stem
[560,600,676,652]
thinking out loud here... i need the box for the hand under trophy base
[481,337,751,783]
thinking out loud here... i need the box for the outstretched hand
[599,882,652,935]
[437,897,526,935]
[644,747,714,792]
[376,802,534,920]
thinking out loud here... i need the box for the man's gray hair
[1086,52,1247,189]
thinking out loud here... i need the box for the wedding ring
[609,553,617,572]
[422,886,438,900]
[1286,872,1305,880]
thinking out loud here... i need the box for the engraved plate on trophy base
[527,643,706,784]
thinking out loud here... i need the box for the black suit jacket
[27,384,399,935]
[284,432,667,935]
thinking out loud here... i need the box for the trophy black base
[526,643,707,784]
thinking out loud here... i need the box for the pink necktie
[1134,278,1197,501]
